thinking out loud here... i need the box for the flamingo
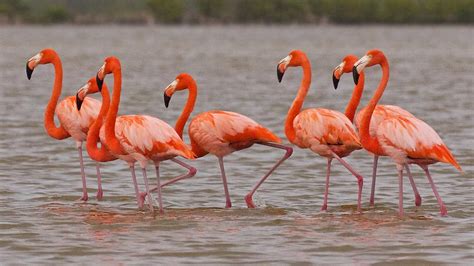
[159,73,293,208]
[26,48,103,201]
[277,50,364,212]
[76,77,196,210]
[94,57,196,213]
[352,49,462,216]
[332,55,422,207]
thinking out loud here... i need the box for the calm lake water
[0,25,473,264]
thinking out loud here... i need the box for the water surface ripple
[0,25,473,264]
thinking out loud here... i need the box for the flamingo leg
[321,158,332,211]
[154,158,197,189]
[154,162,164,214]
[129,164,144,209]
[244,142,293,208]
[405,165,422,207]
[396,164,404,217]
[369,155,379,206]
[218,156,232,208]
[141,167,154,212]
[420,165,447,216]
[330,151,363,212]
[77,143,88,201]
[95,163,103,200]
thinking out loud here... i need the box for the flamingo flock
[25,48,462,217]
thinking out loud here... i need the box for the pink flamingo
[352,49,462,216]
[76,77,196,210]
[277,50,364,212]
[26,48,103,201]
[94,57,196,213]
[159,73,293,208]
[332,54,422,207]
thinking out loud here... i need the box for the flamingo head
[353,49,386,85]
[26,48,58,80]
[277,50,309,82]
[76,77,100,111]
[332,55,359,89]
[163,73,195,108]
[96,56,121,91]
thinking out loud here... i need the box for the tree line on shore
[1,0,472,24]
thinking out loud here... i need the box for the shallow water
[0,25,473,264]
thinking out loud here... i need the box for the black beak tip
[164,93,171,108]
[277,65,284,83]
[332,74,339,90]
[76,93,83,111]
[352,66,360,85]
[26,63,33,80]
[96,75,103,91]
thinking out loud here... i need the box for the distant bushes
[1,0,473,24]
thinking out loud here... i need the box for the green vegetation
[0,0,472,24]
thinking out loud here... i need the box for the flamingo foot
[415,195,422,207]
[225,200,232,208]
[439,205,448,216]
[138,192,147,209]
[96,189,103,201]
[79,193,88,202]
[244,194,256,208]
[321,204,328,211]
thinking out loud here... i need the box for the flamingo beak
[277,55,291,83]
[352,66,360,85]
[96,75,103,91]
[75,83,90,111]
[96,64,105,91]
[26,63,33,80]
[164,93,171,108]
[26,53,42,80]
[164,79,178,108]
[353,55,371,85]
[76,93,83,111]
[333,73,340,90]
[332,62,344,89]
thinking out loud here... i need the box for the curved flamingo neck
[285,58,311,144]
[104,69,126,155]
[175,82,197,138]
[360,60,389,152]
[44,56,69,139]
[86,84,115,161]
[344,72,365,122]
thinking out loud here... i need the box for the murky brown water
[1,25,473,264]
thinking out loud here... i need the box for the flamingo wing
[56,96,101,141]
[115,115,194,160]
[377,115,461,170]
[355,105,415,135]
[189,110,280,156]
[294,108,361,155]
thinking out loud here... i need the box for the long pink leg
[129,164,144,209]
[321,158,332,211]
[95,163,103,200]
[141,167,154,212]
[405,165,422,207]
[154,162,164,214]
[369,155,379,206]
[330,151,363,212]
[396,164,404,217]
[77,143,88,201]
[420,165,447,216]
[149,158,197,190]
[244,142,293,208]
[218,156,232,208]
